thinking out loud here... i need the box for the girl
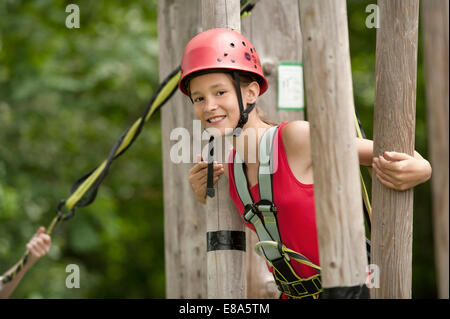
[182,28,432,298]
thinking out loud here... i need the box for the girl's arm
[283,122,431,191]
[356,138,432,191]
[0,227,51,299]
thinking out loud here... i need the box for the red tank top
[228,121,320,279]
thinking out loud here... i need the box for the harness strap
[233,125,322,298]
[272,257,322,299]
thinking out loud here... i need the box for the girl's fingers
[373,164,398,185]
[374,166,410,190]
[189,161,208,175]
[198,174,222,188]
[373,156,406,175]
[41,234,51,246]
[192,164,224,182]
[190,161,224,176]
[383,151,411,161]
[28,242,45,258]
[375,156,401,172]
[375,173,397,190]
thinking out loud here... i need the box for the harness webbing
[233,125,322,299]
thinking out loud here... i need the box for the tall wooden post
[158,0,207,298]
[201,0,247,299]
[371,0,419,299]
[241,0,304,299]
[421,0,449,299]
[298,0,369,297]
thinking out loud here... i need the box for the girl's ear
[245,81,260,104]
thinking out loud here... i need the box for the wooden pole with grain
[201,0,247,299]
[241,0,305,299]
[371,0,419,299]
[158,0,207,298]
[298,0,369,297]
[421,0,449,299]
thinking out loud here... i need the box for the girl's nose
[204,97,218,112]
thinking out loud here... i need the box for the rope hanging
[1,0,373,287]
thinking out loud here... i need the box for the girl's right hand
[189,154,224,204]
[26,227,51,266]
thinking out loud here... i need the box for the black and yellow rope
[354,108,373,230]
[1,1,262,288]
[1,67,181,287]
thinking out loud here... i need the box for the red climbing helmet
[179,28,268,96]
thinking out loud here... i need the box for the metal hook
[57,200,75,221]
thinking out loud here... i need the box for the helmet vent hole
[242,41,246,46]
[250,48,254,53]
[254,65,257,68]
[231,59,236,63]
[224,53,228,56]
[217,58,222,62]
[230,43,235,48]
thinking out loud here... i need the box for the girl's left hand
[372,151,432,191]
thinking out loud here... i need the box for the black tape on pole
[207,230,246,252]
[322,284,370,299]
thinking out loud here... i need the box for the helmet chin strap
[206,71,256,198]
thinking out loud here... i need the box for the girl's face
[189,72,241,136]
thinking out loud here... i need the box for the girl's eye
[193,97,203,103]
[217,91,226,96]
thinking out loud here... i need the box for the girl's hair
[187,70,278,127]
[254,105,278,127]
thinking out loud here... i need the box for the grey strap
[257,126,281,244]
[234,126,283,262]
[258,125,278,200]
[233,151,253,206]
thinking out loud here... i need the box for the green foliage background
[0,0,436,298]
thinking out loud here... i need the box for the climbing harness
[233,125,322,299]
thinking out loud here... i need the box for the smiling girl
[181,28,431,299]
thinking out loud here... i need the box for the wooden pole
[421,0,449,299]
[241,0,304,299]
[298,0,369,297]
[158,0,207,298]
[371,0,419,299]
[201,0,247,299]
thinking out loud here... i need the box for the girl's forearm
[0,260,33,299]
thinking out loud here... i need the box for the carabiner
[57,200,75,221]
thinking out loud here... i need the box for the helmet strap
[229,71,255,137]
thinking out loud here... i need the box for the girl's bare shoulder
[282,120,310,152]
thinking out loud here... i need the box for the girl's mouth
[207,115,226,124]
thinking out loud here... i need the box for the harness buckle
[243,203,257,223]
[254,199,277,214]
[57,200,75,221]
[277,242,290,262]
